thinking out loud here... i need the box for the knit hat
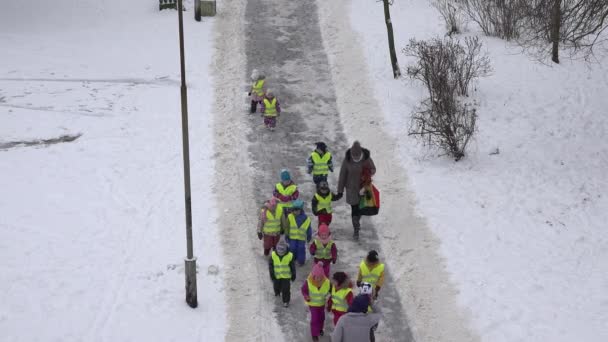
[315,141,327,152]
[266,197,277,208]
[332,271,348,286]
[350,141,363,159]
[280,169,291,181]
[366,250,379,263]
[292,199,304,209]
[251,69,259,81]
[266,90,274,98]
[348,294,370,313]
[276,240,288,256]
[311,262,325,279]
[317,223,331,244]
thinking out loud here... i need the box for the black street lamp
[177,0,197,309]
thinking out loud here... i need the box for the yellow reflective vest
[359,261,385,288]
[252,79,265,96]
[331,287,352,312]
[313,239,333,259]
[314,193,333,214]
[275,183,297,209]
[271,251,293,279]
[311,151,331,175]
[263,98,277,117]
[306,278,330,307]
[262,206,283,234]
[287,214,310,241]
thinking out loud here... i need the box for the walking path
[212,0,478,341]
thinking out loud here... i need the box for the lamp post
[177,0,198,309]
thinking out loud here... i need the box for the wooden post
[551,0,561,63]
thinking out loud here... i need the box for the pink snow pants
[309,305,325,337]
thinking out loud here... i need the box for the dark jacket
[311,191,342,215]
[337,148,376,205]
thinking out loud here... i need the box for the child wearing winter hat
[301,262,331,341]
[269,239,296,307]
[307,141,333,186]
[311,180,342,227]
[260,90,281,131]
[327,271,354,326]
[284,199,311,266]
[273,168,299,215]
[257,197,284,256]
[309,223,337,277]
[248,69,266,114]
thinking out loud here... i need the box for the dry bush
[460,0,527,40]
[404,37,491,161]
[432,0,466,36]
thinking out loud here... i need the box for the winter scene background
[1,0,607,342]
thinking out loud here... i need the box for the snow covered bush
[432,0,465,36]
[404,36,491,161]
[459,0,527,40]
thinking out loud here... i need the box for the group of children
[256,140,386,341]
[248,69,281,131]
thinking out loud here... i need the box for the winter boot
[352,215,361,240]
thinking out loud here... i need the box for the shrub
[459,0,527,40]
[432,0,466,36]
[404,37,491,161]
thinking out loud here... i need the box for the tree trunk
[383,0,401,78]
[551,0,561,63]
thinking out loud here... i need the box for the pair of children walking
[249,69,281,131]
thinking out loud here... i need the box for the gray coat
[337,148,376,205]
[331,304,382,342]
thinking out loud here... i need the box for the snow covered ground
[0,1,225,341]
[348,0,608,341]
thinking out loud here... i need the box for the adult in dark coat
[337,141,376,239]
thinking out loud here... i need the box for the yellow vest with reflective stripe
[263,98,277,117]
[275,183,297,208]
[331,287,352,312]
[272,251,293,279]
[262,206,283,234]
[311,151,331,175]
[306,278,330,307]
[314,193,333,214]
[252,79,265,96]
[359,261,385,287]
[313,239,333,259]
[288,214,310,241]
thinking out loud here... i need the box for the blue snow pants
[289,239,307,265]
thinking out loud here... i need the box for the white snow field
[2,0,608,341]
[0,1,225,341]
[343,0,608,342]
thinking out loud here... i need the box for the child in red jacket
[309,223,337,277]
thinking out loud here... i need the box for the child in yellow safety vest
[309,223,337,277]
[356,250,385,300]
[248,69,266,114]
[327,271,354,326]
[307,141,334,186]
[273,168,299,215]
[260,90,281,131]
[257,197,284,256]
[311,180,342,227]
[269,239,296,307]
[301,262,331,341]
[283,199,311,266]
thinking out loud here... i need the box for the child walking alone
[269,239,296,307]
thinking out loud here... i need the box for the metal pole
[177,0,198,309]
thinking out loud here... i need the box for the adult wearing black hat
[337,141,376,240]
[331,294,382,342]
[307,141,334,186]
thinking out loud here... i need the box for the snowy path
[212,0,413,340]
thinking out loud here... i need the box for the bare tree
[404,37,491,161]
[379,0,401,78]
[521,0,608,63]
